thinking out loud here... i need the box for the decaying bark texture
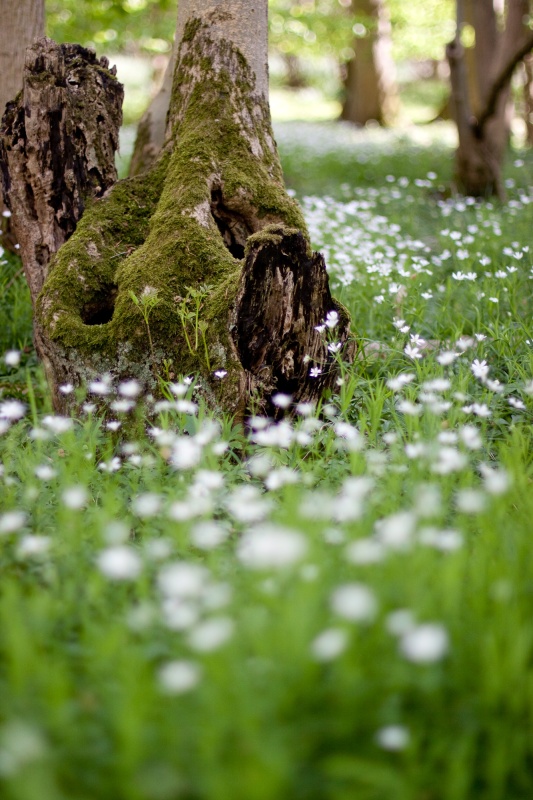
[0,0,45,248]
[341,0,398,126]
[447,0,533,198]
[0,39,123,302]
[1,8,351,417]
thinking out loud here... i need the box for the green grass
[1,125,533,799]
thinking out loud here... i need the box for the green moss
[37,16,335,413]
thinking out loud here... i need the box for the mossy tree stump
[1,11,352,416]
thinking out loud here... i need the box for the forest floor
[0,121,533,799]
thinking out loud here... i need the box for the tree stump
[1,20,352,417]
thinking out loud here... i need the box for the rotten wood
[0,37,123,303]
[234,228,353,410]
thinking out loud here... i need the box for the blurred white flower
[158,660,201,694]
[170,436,201,470]
[0,511,26,534]
[418,527,463,552]
[431,447,467,475]
[187,617,234,652]
[455,488,486,514]
[111,400,135,413]
[131,493,162,518]
[97,546,142,580]
[98,456,121,473]
[41,415,73,434]
[375,511,416,550]
[118,379,142,398]
[311,628,348,661]
[34,465,57,481]
[226,486,272,523]
[437,351,458,365]
[4,350,20,367]
[386,609,416,637]
[325,309,339,328]
[0,400,26,421]
[376,725,410,751]
[17,535,51,558]
[157,562,209,598]
[345,538,386,565]
[272,393,292,409]
[264,468,300,490]
[400,623,449,663]
[471,359,489,379]
[190,521,229,550]
[330,583,377,622]
[479,464,510,495]
[237,524,307,569]
[89,379,111,396]
[459,425,482,450]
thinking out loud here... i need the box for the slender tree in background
[522,52,533,145]
[341,0,398,126]
[0,0,44,245]
[447,0,533,198]
[1,0,351,414]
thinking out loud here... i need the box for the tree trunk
[0,0,44,248]
[341,0,398,126]
[1,2,352,417]
[523,53,533,145]
[129,48,177,177]
[448,0,533,198]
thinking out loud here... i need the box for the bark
[0,0,45,248]
[523,53,533,145]
[0,39,122,302]
[341,0,398,126]
[1,4,352,417]
[448,0,533,198]
[129,48,177,177]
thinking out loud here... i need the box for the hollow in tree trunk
[1,2,352,417]
[447,0,533,198]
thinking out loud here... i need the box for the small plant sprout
[129,286,160,365]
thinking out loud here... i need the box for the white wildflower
[17,535,51,558]
[0,511,26,534]
[190,521,229,550]
[131,493,162,518]
[376,725,410,751]
[311,628,348,662]
[4,350,20,367]
[237,524,307,569]
[158,660,201,694]
[170,436,201,470]
[97,546,142,580]
[400,623,449,663]
[0,400,26,421]
[330,583,377,622]
[187,617,234,652]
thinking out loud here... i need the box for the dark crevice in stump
[209,187,253,259]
